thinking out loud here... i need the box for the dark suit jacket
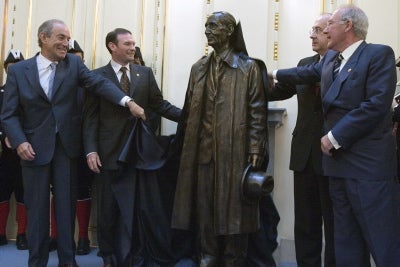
[270,54,323,174]
[82,62,181,263]
[83,62,181,170]
[1,54,126,166]
[277,41,397,180]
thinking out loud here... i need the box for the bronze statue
[172,11,268,266]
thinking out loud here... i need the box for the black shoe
[16,233,28,250]
[76,238,91,255]
[0,235,7,246]
[49,237,57,251]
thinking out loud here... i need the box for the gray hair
[339,4,368,40]
[37,19,66,47]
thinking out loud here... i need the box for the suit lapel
[129,64,139,96]
[51,59,68,99]
[322,42,368,113]
[104,63,135,96]
[321,52,336,97]
[24,57,49,101]
[104,63,120,85]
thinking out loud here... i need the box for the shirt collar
[341,40,363,61]
[111,59,130,74]
[37,53,57,70]
[213,49,237,68]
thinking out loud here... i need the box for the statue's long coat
[171,51,267,235]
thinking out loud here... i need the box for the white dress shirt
[37,53,57,97]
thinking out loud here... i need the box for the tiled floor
[1,240,302,267]
[0,241,102,267]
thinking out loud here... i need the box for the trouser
[330,176,400,267]
[23,136,77,267]
[293,160,335,267]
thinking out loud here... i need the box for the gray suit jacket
[1,54,126,166]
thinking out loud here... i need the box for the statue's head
[205,11,236,51]
[205,11,248,55]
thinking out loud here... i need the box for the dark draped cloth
[116,120,195,267]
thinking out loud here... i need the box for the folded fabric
[118,119,167,170]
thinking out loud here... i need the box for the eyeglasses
[309,27,324,35]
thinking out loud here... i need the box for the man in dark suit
[83,28,181,267]
[273,5,400,266]
[0,19,145,267]
[48,39,94,255]
[269,14,335,267]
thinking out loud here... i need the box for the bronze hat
[241,164,274,204]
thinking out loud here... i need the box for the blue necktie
[333,53,343,80]
[48,62,57,99]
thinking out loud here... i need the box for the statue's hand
[248,153,263,169]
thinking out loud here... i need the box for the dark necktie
[214,55,223,89]
[333,53,344,80]
[120,66,130,94]
[48,62,57,99]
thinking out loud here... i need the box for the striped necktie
[333,53,343,80]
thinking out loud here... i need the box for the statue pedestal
[266,107,287,178]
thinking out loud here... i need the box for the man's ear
[227,24,235,37]
[39,32,47,45]
[344,19,353,33]
[107,42,116,52]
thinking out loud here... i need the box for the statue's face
[205,14,230,50]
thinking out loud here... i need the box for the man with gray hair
[272,4,400,266]
[269,13,335,267]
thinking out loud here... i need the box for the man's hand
[393,122,399,137]
[16,142,35,161]
[267,73,275,92]
[321,134,334,156]
[127,100,146,121]
[248,154,263,169]
[86,152,102,173]
[4,137,12,149]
